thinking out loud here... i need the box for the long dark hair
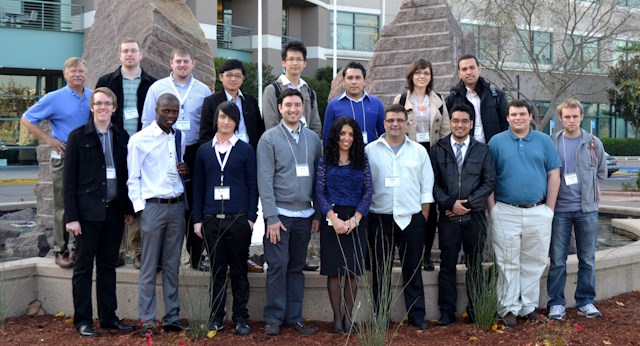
[324,116,365,170]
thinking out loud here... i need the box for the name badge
[214,186,231,200]
[124,108,138,120]
[106,167,116,179]
[564,173,579,186]
[326,217,333,226]
[236,133,248,143]
[474,125,483,138]
[167,171,179,183]
[50,151,62,160]
[175,119,191,131]
[385,176,400,187]
[416,132,430,143]
[296,164,310,177]
[362,132,368,144]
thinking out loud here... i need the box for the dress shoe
[409,319,430,329]
[55,253,73,269]
[526,310,547,323]
[235,321,252,335]
[163,319,187,332]
[100,319,134,332]
[248,259,264,273]
[264,322,280,335]
[303,261,319,271]
[423,257,434,271]
[502,312,518,327]
[291,321,316,335]
[76,323,97,337]
[436,312,456,326]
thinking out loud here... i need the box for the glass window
[514,29,553,65]
[565,35,600,69]
[330,12,380,52]
[612,39,640,65]
[461,24,501,62]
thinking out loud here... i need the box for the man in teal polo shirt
[21,57,93,268]
[487,99,561,327]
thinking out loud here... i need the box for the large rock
[363,0,474,106]
[5,231,50,257]
[83,0,216,89]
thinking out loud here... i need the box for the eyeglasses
[414,71,431,77]
[120,49,139,54]
[222,73,244,79]
[93,102,113,107]
[285,58,305,63]
[385,118,406,124]
[450,119,471,125]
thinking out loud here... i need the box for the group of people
[20,35,606,339]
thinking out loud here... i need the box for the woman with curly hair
[316,116,372,333]
[393,58,451,271]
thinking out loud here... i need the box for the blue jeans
[547,210,598,308]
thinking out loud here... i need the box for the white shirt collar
[150,120,174,138]
[450,135,470,148]
[279,74,307,89]
[281,120,301,134]
[224,89,244,101]
[170,72,193,87]
[212,133,239,147]
[338,91,369,102]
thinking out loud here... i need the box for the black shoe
[235,321,252,335]
[198,258,210,272]
[163,319,187,332]
[100,318,134,332]
[502,312,518,327]
[292,321,316,335]
[264,322,280,335]
[409,319,429,329]
[209,320,224,331]
[303,261,319,271]
[436,312,456,326]
[423,257,434,271]
[76,323,97,337]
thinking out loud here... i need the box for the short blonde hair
[63,57,87,72]
[90,87,118,108]
[557,99,583,117]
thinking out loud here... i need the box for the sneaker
[209,320,224,331]
[577,304,602,318]
[548,305,565,320]
[235,321,252,335]
[264,322,280,336]
[291,321,316,335]
[133,255,141,269]
[502,312,517,327]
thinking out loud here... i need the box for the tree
[608,49,640,138]
[453,0,637,130]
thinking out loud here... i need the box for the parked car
[606,152,619,177]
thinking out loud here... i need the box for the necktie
[454,142,463,171]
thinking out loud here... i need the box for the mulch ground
[1,291,639,345]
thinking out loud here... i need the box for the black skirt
[320,205,368,276]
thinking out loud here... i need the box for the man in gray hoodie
[257,88,322,336]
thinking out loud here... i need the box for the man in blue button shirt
[21,57,92,269]
[487,99,561,327]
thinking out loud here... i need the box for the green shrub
[601,138,640,156]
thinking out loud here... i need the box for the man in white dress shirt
[365,103,435,329]
[128,93,189,336]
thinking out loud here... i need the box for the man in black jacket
[431,104,496,326]
[95,37,157,268]
[200,59,264,151]
[64,87,135,337]
[446,54,508,144]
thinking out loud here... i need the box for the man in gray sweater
[257,88,322,336]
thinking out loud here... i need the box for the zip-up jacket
[431,135,496,221]
[552,129,606,213]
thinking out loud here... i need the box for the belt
[498,199,546,209]
[210,212,245,220]
[146,195,184,204]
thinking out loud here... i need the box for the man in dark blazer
[200,59,264,151]
[95,37,157,268]
[64,87,135,337]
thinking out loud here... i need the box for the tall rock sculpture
[363,0,474,106]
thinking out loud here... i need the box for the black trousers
[421,143,437,258]
[72,201,123,327]
[184,143,203,268]
[202,214,251,323]
[368,212,427,323]
[437,213,486,315]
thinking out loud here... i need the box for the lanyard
[214,143,231,186]
[349,97,366,131]
[169,77,194,118]
[279,123,308,166]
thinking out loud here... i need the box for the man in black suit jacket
[200,59,265,151]
[95,38,156,268]
[64,87,135,337]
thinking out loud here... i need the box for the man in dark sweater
[193,101,258,336]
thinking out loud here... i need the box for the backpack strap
[399,91,408,106]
